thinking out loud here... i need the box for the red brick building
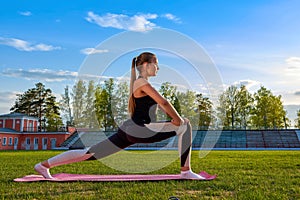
[0,113,70,150]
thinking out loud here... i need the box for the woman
[34,52,206,180]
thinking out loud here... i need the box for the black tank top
[131,95,158,125]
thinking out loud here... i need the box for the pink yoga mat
[14,171,217,182]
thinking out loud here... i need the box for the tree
[251,86,289,129]
[71,80,86,128]
[82,80,98,129]
[60,86,73,126]
[44,95,63,131]
[177,90,198,128]
[217,85,254,130]
[295,110,300,128]
[195,93,213,130]
[94,78,116,131]
[10,82,62,131]
[235,85,254,129]
[112,81,129,126]
[104,78,117,130]
[158,82,181,120]
[83,81,99,129]
[95,86,108,130]
[269,95,290,129]
[217,85,239,129]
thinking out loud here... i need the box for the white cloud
[162,13,181,23]
[80,48,109,55]
[278,90,300,105]
[284,57,300,80]
[0,68,117,83]
[0,91,18,104]
[85,12,158,32]
[285,56,300,69]
[232,79,261,91]
[85,12,182,32]
[0,37,61,52]
[19,11,32,16]
[2,68,77,82]
[0,91,19,114]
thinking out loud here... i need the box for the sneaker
[180,170,206,180]
[34,163,53,179]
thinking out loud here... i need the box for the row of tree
[217,85,289,129]
[10,80,300,131]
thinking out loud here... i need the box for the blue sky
[1,0,300,124]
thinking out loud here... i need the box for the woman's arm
[134,80,183,126]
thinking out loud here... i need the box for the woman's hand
[171,117,184,126]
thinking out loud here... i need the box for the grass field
[0,150,299,200]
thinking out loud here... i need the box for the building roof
[0,128,69,135]
[0,112,38,120]
[0,128,19,134]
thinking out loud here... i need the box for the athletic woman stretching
[34,52,206,180]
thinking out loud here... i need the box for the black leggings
[87,120,192,167]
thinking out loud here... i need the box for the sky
[0,0,300,125]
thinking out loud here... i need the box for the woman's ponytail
[128,57,137,115]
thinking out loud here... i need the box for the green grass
[0,150,299,200]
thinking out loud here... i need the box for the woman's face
[146,58,159,77]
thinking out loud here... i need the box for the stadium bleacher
[64,129,300,150]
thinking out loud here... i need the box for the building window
[42,138,48,150]
[25,138,31,150]
[26,138,30,145]
[8,137,13,146]
[14,137,18,146]
[3,137,7,146]
[51,138,56,149]
[34,138,39,150]
[29,122,33,132]
[43,138,48,145]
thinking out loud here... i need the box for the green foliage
[195,93,214,130]
[217,85,254,130]
[236,85,254,129]
[158,82,181,121]
[71,80,87,128]
[217,85,289,130]
[83,80,98,129]
[69,79,128,131]
[251,86,289,129]
[177,90,198,127]
[95,84,109,130]
[112,81,130,126]
[44,98,63,132]
[1,151,299,199]
[158,82,213,129]
[10,82,62,131]
[295,109,300,128]
[217,85,239,129]
[103,78,117,130]
[59,86,73,126]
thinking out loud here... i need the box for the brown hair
[128,52,156,116]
